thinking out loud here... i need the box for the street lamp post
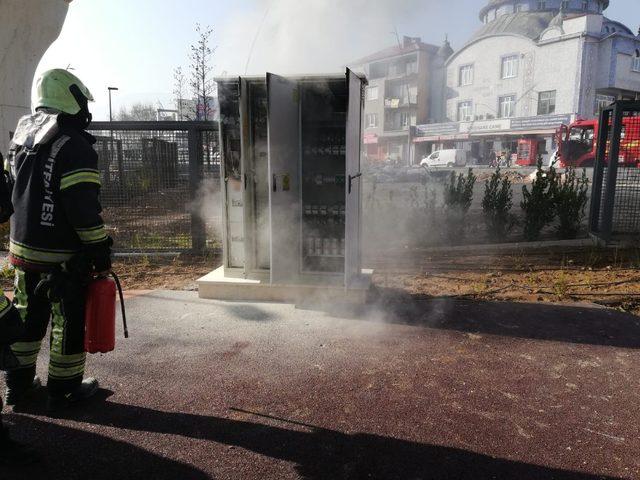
[107,87,119,190]
[108,86,119,122]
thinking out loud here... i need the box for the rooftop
[479,0,610,20]
[351,37,438,66]
[470,11,556,42]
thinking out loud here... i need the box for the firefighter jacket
[7,112,108,271]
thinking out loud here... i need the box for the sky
[37,0,639,120]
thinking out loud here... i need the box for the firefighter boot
[4,367,42,407]
[46,377,99,413]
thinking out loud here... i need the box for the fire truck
[515,138,544,167]
[554,117,640,168]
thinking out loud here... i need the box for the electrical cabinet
[217,70,366,289]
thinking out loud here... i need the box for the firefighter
[3,69,112,413]
[0,299,37,464]
[0,153,36,463]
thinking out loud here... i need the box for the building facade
[0,0,71,155]
[351,36,450,166]
[414,0,640,165]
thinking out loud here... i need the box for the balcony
[384,98,418,109]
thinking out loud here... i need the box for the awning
[468,129,557,138]
[413,133,470,143]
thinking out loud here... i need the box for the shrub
[482,168,515,241]
[443,169,476,242]
[406,183,438,246]
[554,168,590,239]
[521,161,557,241]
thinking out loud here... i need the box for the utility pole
[108,86,119,122]
[107,86,119,190]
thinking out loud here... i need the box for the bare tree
[118,102,158,121]
[189,24,216,121]
[173,66,190,121]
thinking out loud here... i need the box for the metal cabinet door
[267,73,301,284]
[345,69,365,287]
[218,78,246,271]
[238,77,252,275]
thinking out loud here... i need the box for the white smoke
[218,0,431,76]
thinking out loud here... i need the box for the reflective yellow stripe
[14,268,29,321]
[76,225,108,244]
[48,364,85,379]
[0,295,11,315]
[10,341,42,367]
[49,352,86,364]
[48,352,86,378]
[60,169,101,191]
[9,240,75,264]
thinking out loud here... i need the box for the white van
[420,149,467,168]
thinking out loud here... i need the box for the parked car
[420,149,467,168]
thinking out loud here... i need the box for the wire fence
[590,101,640,243]
[89,121,221,253]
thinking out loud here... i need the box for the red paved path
[1,290,639,479]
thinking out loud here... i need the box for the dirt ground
[90,246,640,318]
[368,246,640,317]
[2,245,638,317]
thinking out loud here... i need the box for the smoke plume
[219,0,429,75]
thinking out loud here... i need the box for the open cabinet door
[218,78,245,272]
[345,69,365,288]
[239,77,253,276]
[267,73,301,284]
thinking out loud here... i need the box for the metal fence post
[188,128,206,253]
[589,107,611,236]
[599,103,624,242]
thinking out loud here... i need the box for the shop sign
[460,119,510,133]
[363,133,378,144]
[414,122,459,137]
[510,114,573,131]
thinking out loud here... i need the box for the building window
[537,1,546,9]
[369,62,388,79]
[459,64,474,86]
[514,4,523,12]
[458,101,473,121]
[499,95,516,118]
[406,61,418,75]
[366,86,379,101]
[501,55,519,79]
[537,90,556,115]
[400,112,410,128]
[561,1,569,10]
[366,113,378,128]
[582,1,589,10]
[594,94,615,115]
[633,50,640,72]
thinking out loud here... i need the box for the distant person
[3,69,112,413]
[489,150,497,168]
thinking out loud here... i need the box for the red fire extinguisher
[84,272,129,354]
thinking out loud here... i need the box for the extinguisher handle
[110,271,129,339]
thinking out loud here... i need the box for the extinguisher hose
[110,272,129,339]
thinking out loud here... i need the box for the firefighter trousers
[7,268,87,397]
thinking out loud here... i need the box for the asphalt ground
[1,289,639,480]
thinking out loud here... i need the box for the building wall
[446,35,559,121]
[0,0,70,154]
[446,13,640,123]
[536,36,584,115]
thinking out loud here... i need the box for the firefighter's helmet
[34,69,94,115]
